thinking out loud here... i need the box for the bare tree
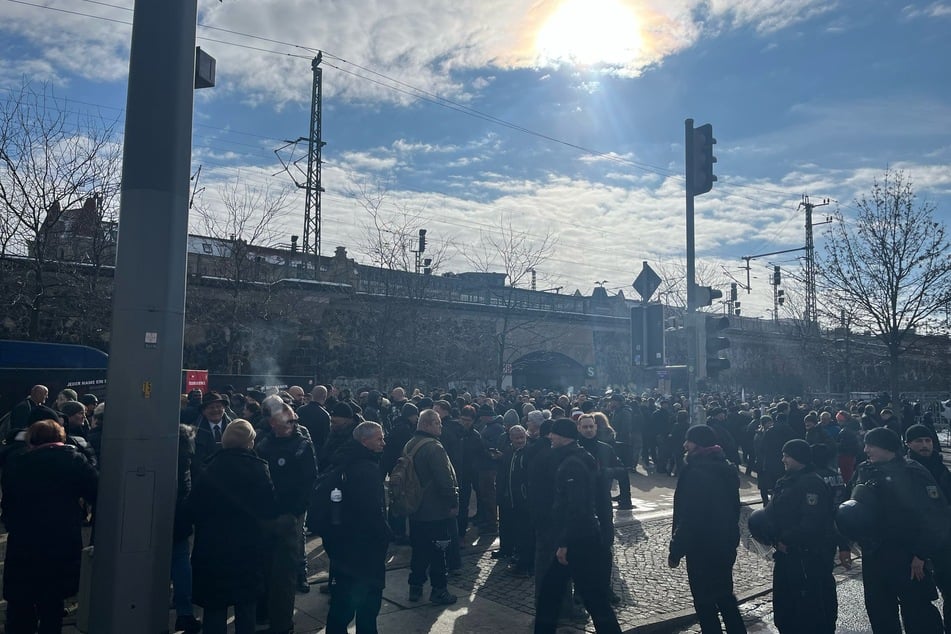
[0,80,121,340]
[463,217,561,388]
[820,169,951,397]
[190,175,294,373]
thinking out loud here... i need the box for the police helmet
[747,508,777,546]
[835,484,879,543]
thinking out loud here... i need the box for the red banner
[184,369,208,394]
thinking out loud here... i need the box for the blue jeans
[170,537,194,617]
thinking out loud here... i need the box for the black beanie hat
[782,439,813,465]
[550,417,579,440]
[905,424,933,443]
[685,424,717,448]
[864,427,902,454]
[330,402,354,419]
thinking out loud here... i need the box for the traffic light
[730,282,738,303]
[773,265,781,286]
[691,123,717,196]
[778,289,785,306]
[418,229,427,253]
[694,284,723,308]
[705,315,731,380]
[734,301,741,316]
[631,304,664,367]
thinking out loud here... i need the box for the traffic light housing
[773,265,781,286]
[418,229,427,253]
[704,315,731,380]
[777,289,785,306]
[631,303,664,367]
[729,282,738,303]
[694,284,723,308]
[691,123,717,196]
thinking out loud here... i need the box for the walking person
[668,425,747,634]
[534,418,621,634]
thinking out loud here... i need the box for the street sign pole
[89,1,198,631]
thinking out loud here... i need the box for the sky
[1,0,950,319]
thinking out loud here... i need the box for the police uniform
[850,428,947,634]
[765,440,837,634]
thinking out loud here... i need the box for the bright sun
[535,0,642,67]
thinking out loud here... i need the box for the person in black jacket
[578,414,625,603]
[381,402,418,544]
[668,424,747,634]
[850,427,947,633]
[763,439,838,633]
[758,415,796,505]
[1,419,98,634]
[534,419,621,634]
[325,422,390,634]
[254,403,317,634]
[905,424,951,634]
[171,424,202,634]
[189,419,276,634]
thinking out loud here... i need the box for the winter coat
[188,447,276,608]
[669,446,740,559]
[174,425,196,541]
[381,417,415,475]
[255,426,316,516]
[296,401,331,455]
[327,440,390,588]
[759,422,796,491]
[318,421,357,474]
[766,466,836,551]
[550,443,601,548]
[1,443,98,601]
[405,431,458,522]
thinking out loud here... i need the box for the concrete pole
[89,0,197,631]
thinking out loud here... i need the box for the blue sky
[1,0,950,318]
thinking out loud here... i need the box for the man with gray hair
[405,409,459,606]
[324,421,389,634]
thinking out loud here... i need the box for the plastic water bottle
[330,487,343,526]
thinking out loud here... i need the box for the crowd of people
[1,382,950,634]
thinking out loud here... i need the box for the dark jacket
[550,442,601,548]
[908,449,951,503]
[579,436,622,538]
[456,424,486,484]
[1,443,98,601]
[9,397,42,431]
[381,416,415,476]
[174,425,196,541]
[188,447,276,608]
[405,431,458,522]
[297,401,331,456]
[327,440,390,588]
[318,421,358,475]
[193,415,233,475]
[766,466,835,551]
[759,422,796,491]
[255,426,317,516]
[669,446,740,559]
[852,456,950,558]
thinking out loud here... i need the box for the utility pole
[303,54,326,272]
[89,0,201,631]
[799,195,831,330]
[276,54,326,279]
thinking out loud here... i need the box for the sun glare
[535,0,642,67]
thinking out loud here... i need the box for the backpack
[388,438,435,516]
[311,466,347,539]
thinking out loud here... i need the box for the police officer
[764,439,838,633]
[534,418,621,634]
[906,424,951,634]
[847,427,947,634]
